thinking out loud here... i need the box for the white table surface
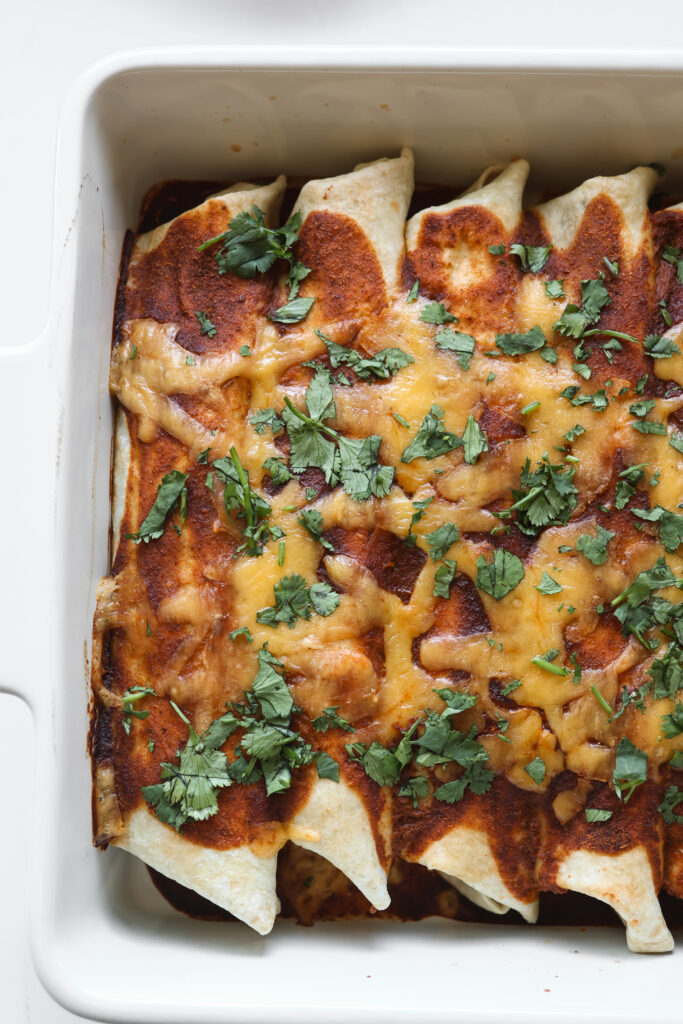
[2,3,683,1021]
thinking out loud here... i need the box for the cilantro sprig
[315,329,414,381]
[256,573,339,628]
[497,454,578,536]
[280,369,395,501]
[212,448,283,557]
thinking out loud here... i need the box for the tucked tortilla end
[414,826,538,924]
[556,847,674,953]
[533,165,658,257]
[131,176,288,258]
[438,871,511,916]
[292,150,414,294]
[288,777,390,910]
[405,158,530,248]
[113,807,280,935]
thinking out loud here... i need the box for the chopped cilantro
[250,408,284,435]
[399,776,430,807]
[661,703,683,738]
[316,752,340,782]
[269,296,315,324]
[407,279,420,302]
[433,559,457,599]
[502,678,522,696]
[297,508,334,550]
[536,571,562,595]
[524,757,546,785]
[195,311,217,337]
[554,277,611,339]
[256,573,339,628]
[659,785,683,824]
[198,205,306,281]
[263,456,294,486]
[239,344,252,357]
[312,706,354,733]
[213,448,282,556]
[576,524,615,565]
[495,325,547,356]
[419,301,457,325]
[643,333,680,359]
[613,737,647,802]
[316,329,414,381]
[401,404,462,463]
[663,244,683,283]
[434,328,476,370]
[585,808,613,822]
[229,626,253,643]
[121,686,156,734]
[632,420,666,435]
[476,548,525,600]
[426,522,460,561]
[497,454,578,536]
[126,470,189,544]
[632,505,683,552]
[509,243,552,273]
[488,243,505,255]
[393,413,410,429]
[545,279,565,299]
[462,415,488,465]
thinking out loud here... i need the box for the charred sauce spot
[323,526,427,604]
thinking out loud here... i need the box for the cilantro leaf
[286,261,311,300]
[213,448,281,557]
[669,432,683,455]
[316,752,340,782]
[195,311,217,337]
[398,776,430,807]
[263,456,294,486]
[121,685,156,734]
[229,626,253,643]
[662,244,683,283]
[576,524,615,565]
[316,329,414,381]
[497,454,578,536]
[401,404,462,463]
[309,581,341,617]
[434,329,476,370]
[252,646,293,722]
[613,737,647,801]
[612,557,683,648]
[269,296,315,324]
[298,508,334,550]
[632,505,683,553]
[256,573,339,628]
[585,808,613,822]
[126,470,188,544]
[407,280,420,302]
[615,463,646,510]
[347,740,403,787]
[419,301,457,324]
[649,643,683,700]
[658,785,683,824]
[536,571,562,595]
[433,559,457,599]
[312,706,354,733]
[545,280,565,299]
[524,757,546,785]
[250,408,284,435]
[509,243,552,273]
[554,277,611,338]
[632,420,666,435]
[662,702,683,739]
[495,325,547,355]
[462,415,488,465]
[426,523,459,562]
[629,399,657,418]
[476,548,525,600]
[643,333,680,359]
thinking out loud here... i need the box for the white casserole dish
[4,46,683,1023]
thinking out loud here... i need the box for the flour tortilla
[292,148,414,294]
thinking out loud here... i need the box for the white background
[2,2,683,1021]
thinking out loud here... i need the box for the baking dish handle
[0,335,56,712]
